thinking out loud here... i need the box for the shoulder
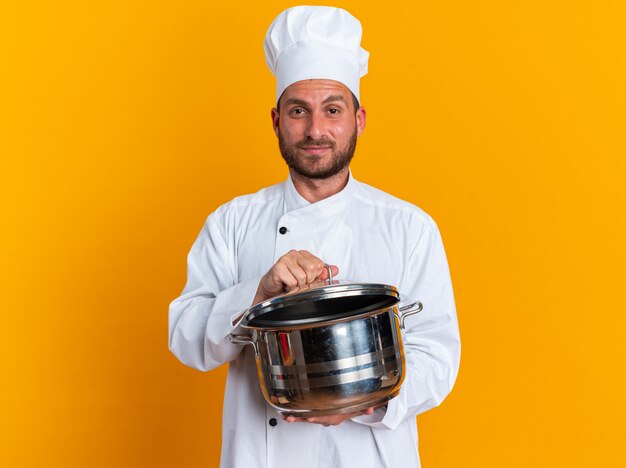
[216,182,284,213]
[351,178,438,231]
[203,181,285,230]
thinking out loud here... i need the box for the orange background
[1,1,625,466]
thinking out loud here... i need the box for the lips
[300,146,331,154]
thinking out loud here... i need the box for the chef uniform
[169,6,460,468]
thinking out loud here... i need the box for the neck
[290,168,350,203]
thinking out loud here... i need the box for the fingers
[283,407,374,427]
[264,253,317,294]
[286,250,338,285]
[254,250,339,303]
[280,250,324,290]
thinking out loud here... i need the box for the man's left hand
[283,407,374,427]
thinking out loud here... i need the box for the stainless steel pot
[229,275,422,417]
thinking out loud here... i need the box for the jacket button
[269,418,278,427]
[278,226,288,235]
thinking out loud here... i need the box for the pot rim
[234,281,400,329]
[241,303,400,331]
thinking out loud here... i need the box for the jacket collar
[283,171,354,215]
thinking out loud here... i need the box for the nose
[305,112,325,140]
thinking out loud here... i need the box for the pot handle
[228,333,259,355]
[396,301,423,329]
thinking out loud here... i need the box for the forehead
[281,79,352,103]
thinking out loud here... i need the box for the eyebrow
[322,95,346,104]
[283,98,309,107]
[283,95,346,107]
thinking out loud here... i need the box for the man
[169,6,460,467]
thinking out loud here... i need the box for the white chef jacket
[169,174,460,468]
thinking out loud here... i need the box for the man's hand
[253,250,338,304]
[283,407,375,427]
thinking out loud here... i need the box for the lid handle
[324,264,334,284]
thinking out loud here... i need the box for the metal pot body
[231,303,421,417]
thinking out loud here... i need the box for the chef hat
[264,6,369,104]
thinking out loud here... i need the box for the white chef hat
[264,6,369,104]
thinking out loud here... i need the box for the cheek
[329,122,353,140]
[281,121,304,141]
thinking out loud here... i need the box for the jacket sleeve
[353,218,461,429]
[168,214,261,371]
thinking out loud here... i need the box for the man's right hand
[253,250,338,304]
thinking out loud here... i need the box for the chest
[235,206,407,287]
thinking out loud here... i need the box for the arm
[352,219,461,429]
[168,215,260,371]
[168,215,339,372]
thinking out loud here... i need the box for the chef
[169,5,460,467]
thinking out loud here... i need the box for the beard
[278,128,357,180]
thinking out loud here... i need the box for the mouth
[300,146,331,154]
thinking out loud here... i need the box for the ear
[271,108,280,137]
[356,107,366,136]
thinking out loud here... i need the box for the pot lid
[234,280,400,328]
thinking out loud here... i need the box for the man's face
[271,79,366,180]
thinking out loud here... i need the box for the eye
[327,107,341,115]
[289,108,307,116]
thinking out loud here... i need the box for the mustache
[297,137,336,149]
